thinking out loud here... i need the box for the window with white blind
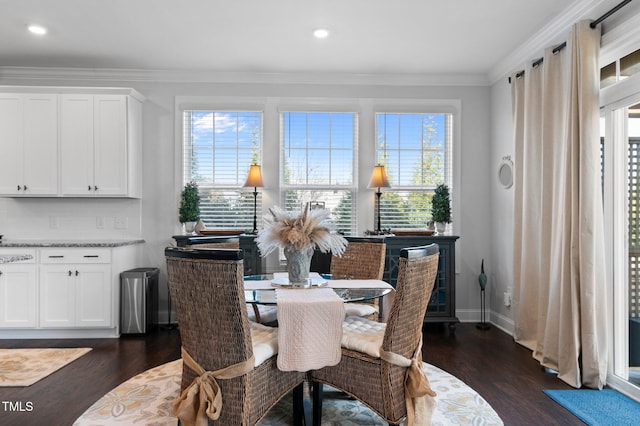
[375,112,453,230]
[280,111,357,235]
[183,110,262,230]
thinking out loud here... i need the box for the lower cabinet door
[76,265,111,327]
[40,266,76,328]
[0,265,37,328]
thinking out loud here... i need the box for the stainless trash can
[120,267,159,334]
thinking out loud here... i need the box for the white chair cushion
[344,302,378,317]
[341,316,386,358]
[250,322,279,367]
[246,303,279,324]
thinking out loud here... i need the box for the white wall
[0,74,492,324]
[489,77,516,333]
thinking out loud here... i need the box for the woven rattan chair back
[330,238,386,280]
[382,243,439,359]
[165,246,306,425]
[165,247,254,422]
[310,243,440,424]
[166,247,251,374]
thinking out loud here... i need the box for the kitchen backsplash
[0,197,142,239]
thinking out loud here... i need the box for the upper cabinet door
[22,94,58,195]
[0,94,58,196]
[60,95,95,196]
[93,95,128,196]
[0,94,22,195]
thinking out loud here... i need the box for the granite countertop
[0,254,34,263]
[0,239,145,248]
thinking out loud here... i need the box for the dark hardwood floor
[0,323,582,426]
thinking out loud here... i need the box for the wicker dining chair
[311,244,440,426]
[165,247,306,425]
[183,237,277,324]
[330,237,387,321]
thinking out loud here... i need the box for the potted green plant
[179,181,200,234]
[431,183,451,234]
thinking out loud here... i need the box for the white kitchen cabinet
[0,243,142,338]
[0,93,58,196]
[40,264,111,328]
[0,86,143,198]
[39,248,111,328]
[60,94,142,197]
[0,254,37,328]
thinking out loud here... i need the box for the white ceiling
[0,0,620,83]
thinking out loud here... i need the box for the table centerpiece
[256,204,348,286]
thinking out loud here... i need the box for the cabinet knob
[17,185,21,191]
[24,185,28,191]
[94,185,98,191]
[88,185,92,191]
[75,270,79,276]
[0,270,3,276]
[68,270,72,276]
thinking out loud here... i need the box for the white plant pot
[183,221,197,235]
[435,222,447,234]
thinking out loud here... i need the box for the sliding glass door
[602,93,640,399]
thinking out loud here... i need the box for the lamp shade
[243,164,264,188]
[367,165,390,189]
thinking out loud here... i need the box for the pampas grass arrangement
[256,204,348,257]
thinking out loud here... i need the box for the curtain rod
[591,0,633,28]
[508,0,633,83]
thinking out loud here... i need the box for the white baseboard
[0,328,119,339]
[489,311,515,335]
[454,309,514,336]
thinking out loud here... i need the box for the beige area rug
[0,348,92,387]
[74,359,503,425]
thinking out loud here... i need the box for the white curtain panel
[510,20,608,389]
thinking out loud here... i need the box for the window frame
[174,97,460,237]
[177,98,266,231]
[372,100,460,233]
[278,105,359,235]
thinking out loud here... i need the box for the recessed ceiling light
[28,25,48,35]
[313,28,329,39]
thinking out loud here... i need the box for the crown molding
[487,0,607,85]
[600,11,640,67]
[0,66,489,87]
[0,84,145,101]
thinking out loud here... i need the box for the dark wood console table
[311,234,459,331]
[174,233,459,331]
[383,235,459,332]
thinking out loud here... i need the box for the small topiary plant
[431,183,451,224]
[179,181,200,223]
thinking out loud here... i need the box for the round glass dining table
[244,274,392,305]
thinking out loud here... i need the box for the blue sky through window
[377,113,447,187]
[188,111,261,185]
[282,112,355,186]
